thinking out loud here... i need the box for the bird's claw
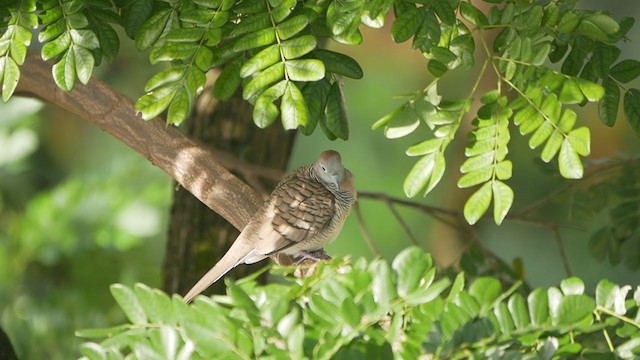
[293,249,330,265]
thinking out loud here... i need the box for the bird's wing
[249,174,335,258]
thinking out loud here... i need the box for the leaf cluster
[131,0,374,135]
[564,160,640,271]
[77,247,640,359]
[373,0,640,224]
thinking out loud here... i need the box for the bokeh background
[2,1,640,358]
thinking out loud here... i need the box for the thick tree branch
[15,54,261,230]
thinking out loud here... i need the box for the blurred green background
[2,1,640,358]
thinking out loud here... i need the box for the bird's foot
[293,249,331,266]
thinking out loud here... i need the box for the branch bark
[15,54,260,230]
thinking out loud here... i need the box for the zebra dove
[183,150,356,302]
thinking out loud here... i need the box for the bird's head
[315,150,355,193]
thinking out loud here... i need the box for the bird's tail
[183,236,254,302]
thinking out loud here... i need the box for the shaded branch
[16,54,261,231]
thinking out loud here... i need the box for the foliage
[77,247,640,359]
[0,102,171,358]
[2,0,640,224]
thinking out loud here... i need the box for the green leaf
[214,60,242,100]
[492,180,513,225]
[433,0,456,26]
[624,88,640,136]
[495,302,515,334]
[240,44,280,78]
[313,49,363,79]
[560,277,585,295]
[599,77,619,127]
[559,79,584,104]
[407,138,444,157]
[254,95,280,129]
[404,153,437,197]
[135,9,172,50]
[427,60,448,77]
[460,2,488,27]
[167,87,191,125]
[281,35,316,60]
[494,160,512,180]
[391,7,422,43]
[150,43,196,64]
[324,81,349,140]
[426,152,445,196]
[136,88,175,120]
[557,109,577,133]
[370,259,398,308]
[73,45,94,85]
[276,15,309,40]
[391,247,433,297]
[233,28,275,52]
[576,78,604,102]
[41,32,71,61]
[567,127,590,157]
[194,46,213,72]
[555,295,595,325]
[469,277,501,309]
[528,122,554,149]
[463,182,492,225]
[285,59,325,81]
[1,57,20,102]
[79,342,106,360]
[281,81,308,130]
[458,167,492,188]
[92,20,120,63]
[144,66,185,92]
[527,288,549,326]
[384,107,419,139]
[611,59,640,83]
[70,29,100,50]
[584,13,620,36]
[558,138,584,179]
[110,284,147,325]
[52,50,76,91]
[508,294,530,329]
[300,78,330,135]
[123,0,154,39]
[540,130,563,162]
[243,62,285,100]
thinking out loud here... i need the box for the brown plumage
[183,150,356,302]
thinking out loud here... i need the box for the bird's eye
[321,165,327,171]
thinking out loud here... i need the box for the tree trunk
[163,73,296,296]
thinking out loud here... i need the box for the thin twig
[550,225,572,277]
[358,191,460,217]
[513,157,640,217]
[354,202,380,256]
[386,201,420,247]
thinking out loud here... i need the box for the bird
[183,150,356,302]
